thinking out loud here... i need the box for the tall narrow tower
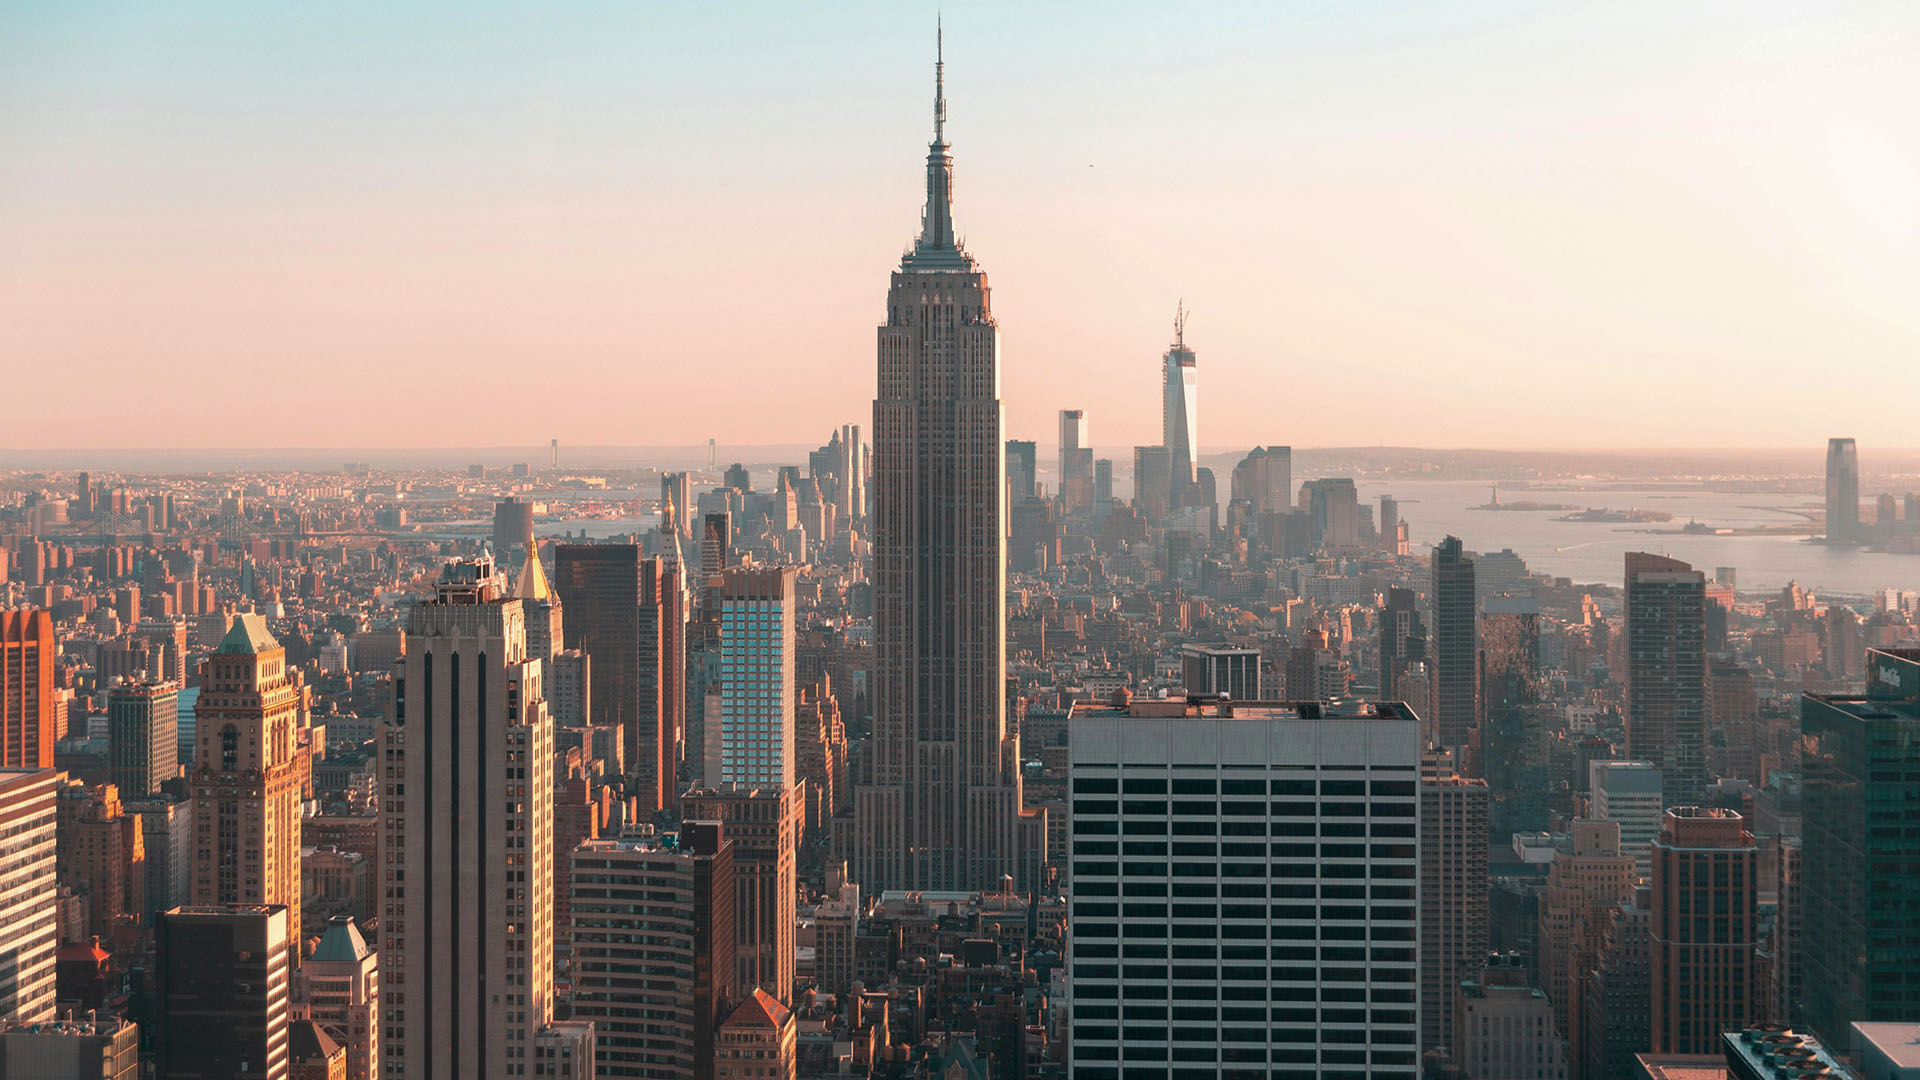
[857,29,1022,893]
[381,558,555,1080]
[1825,437,1859,543]
[1161,301,1198,507]
[190,614,305,952]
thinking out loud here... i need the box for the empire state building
[854,35,1024,892]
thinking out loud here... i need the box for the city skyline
[6,3,1920,450]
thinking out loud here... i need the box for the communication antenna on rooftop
[1174,299,1188,347]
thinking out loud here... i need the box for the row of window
[1074,777,1417,797]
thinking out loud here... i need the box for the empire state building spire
[915,19,959,258]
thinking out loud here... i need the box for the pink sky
[4,4,1917,450]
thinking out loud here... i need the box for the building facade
[1798,647,1920,1045]
[856,42,1023,894]
[1431,536,1479,762]
[1066,698,1422,1078]
[0,768,58,1024]
[0,610,56,769]
[1624,553,1707,805]
[380,558,555,1080]
[190,614,305,952]
[108,679,179,799]
[569,825,736,1080]
[1649,808,1760,1054]
[158,904,292,1080]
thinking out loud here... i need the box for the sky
[3,2,1918,452]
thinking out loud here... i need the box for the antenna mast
[934,14,947,143]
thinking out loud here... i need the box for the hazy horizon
[6,3,1918,450]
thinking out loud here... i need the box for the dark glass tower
[1624,553,1707,804]
[1431,537,1479,761]
[1798,648,1920,1043]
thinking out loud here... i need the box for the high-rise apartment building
[1066,696,1422,1079]
[1624,553,1707,805]
[190,614,305,951]
[1378,586,1426,703]
[1431,536,1479,763]
[1799,647,1920,1045]
[0,768,59,1024]
[294,916,379,1080]
[682,787,801,1007]
[1825,437,1860,543]
[857,40,1023,894]
[158,904,292,1080]
[552,545,682,815]
[108,679,178,799]
[380,558,555,1080]
[1590,761,1663,879]
[569,824,737,1080]
[713,567,797,790]
[1162,306,1198,506]
[0,610,56,769]
[1649,808,1760,1054]
[1421,754,1489,1057]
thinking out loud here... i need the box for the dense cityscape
[7,17,1920,1080]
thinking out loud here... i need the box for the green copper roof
[214,613,279,655]
[308,917,372,964]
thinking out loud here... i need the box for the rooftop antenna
[934,14,946,143]
[1174,299,1188,347]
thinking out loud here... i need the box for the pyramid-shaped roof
[215,613,279,655]
[308,916,373,964]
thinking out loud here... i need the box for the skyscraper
[712,567,797,790]
[1825,437,1860,544]
[1420,753,1489,1057]
[0,768,58,1024]
[1431,536,1479,762]
[1066,696,1422,1079]
[0,610,56,769]
[1649,808,1760,1054]
[1131,445,1172,522]
[190,614,305,952]
[158,904,292,1080]
[108,679,178,800]
[569,824,736,1080]
[1005,439,1037,502]
[1624,553,1707,805]
[552,544,681,815]
[1378,585,1426,702]
[1799,647,1920,1045]
[681,787,801,1009]
[1161,302,1198,507]
[857,34,1023,893]
[381,558,555,1080]
[662,471,694,537]
[1058,409,1090,513]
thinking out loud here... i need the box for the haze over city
[6,2,1919,449]
[6,7,1920,1080]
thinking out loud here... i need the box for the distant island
[1556,507,1675,523]
[1472,499,1580,512]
